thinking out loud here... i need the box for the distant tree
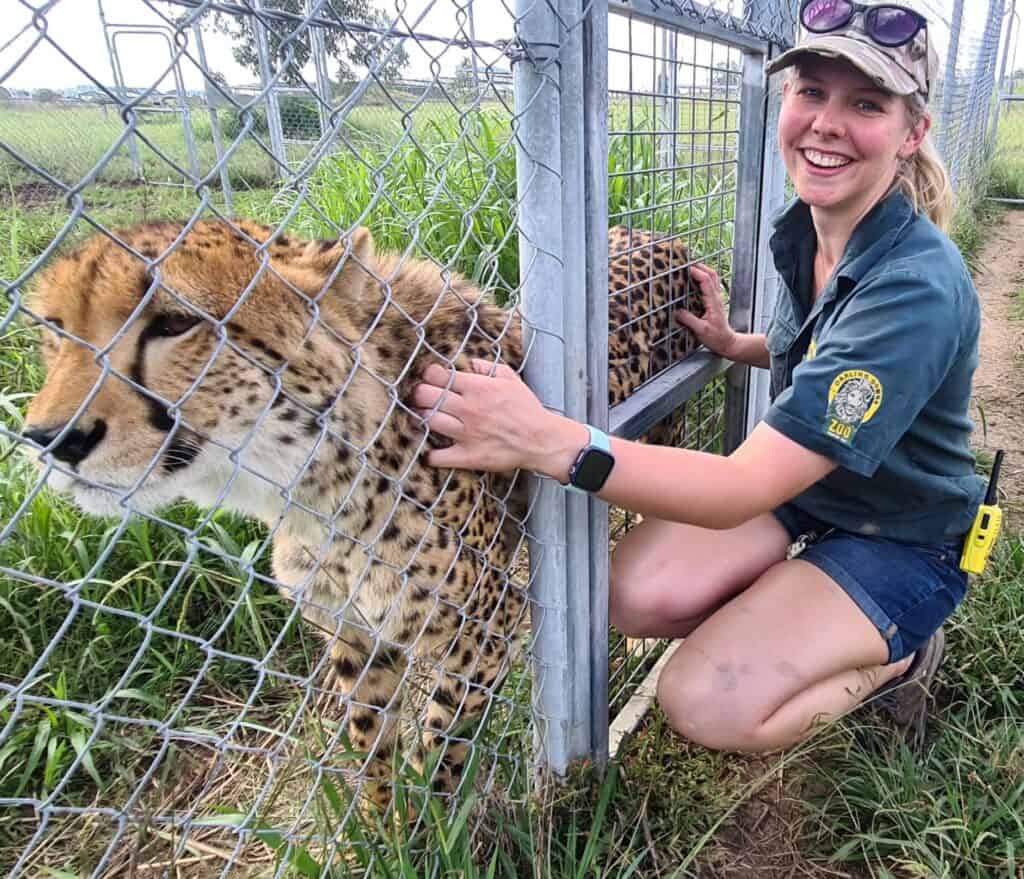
[206,0,408,87]
[32,88,60,103]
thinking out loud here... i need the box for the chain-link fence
[924,0,1011,195]
[0,0,1016,875]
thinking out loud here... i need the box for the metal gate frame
[514,0,797,774]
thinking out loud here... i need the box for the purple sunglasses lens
[802,0,854,31]
[868,7,921,45]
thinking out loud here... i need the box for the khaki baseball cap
[767,3,939,102]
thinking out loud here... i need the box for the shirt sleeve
[764,270,960,477]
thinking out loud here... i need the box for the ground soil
[969,206,1024,529]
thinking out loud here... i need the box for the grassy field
[0,87,1020,878]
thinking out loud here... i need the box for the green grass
[989,106,1024,201]
[802,537,1024,878]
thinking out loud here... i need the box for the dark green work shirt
[763,190,985,543]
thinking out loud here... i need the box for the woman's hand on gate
[411,360,588,480]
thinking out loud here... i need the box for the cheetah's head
[22,219,374,520]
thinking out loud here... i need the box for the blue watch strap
[586,424,610,453]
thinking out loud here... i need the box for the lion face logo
[825,370,884,445]
[832,377,876,423]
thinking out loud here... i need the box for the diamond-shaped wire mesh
[921,0,1011,195]
[1,0,1013,875]
[1,1,543,873]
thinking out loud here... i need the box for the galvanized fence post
[169,53,201,182]
[512,0,573,775]
[960,0,996,185]
[98,0,142,180]
[724,39,769,453]
[582,0,611,769]
[746,24,793,432]
[977,0,1008,167]
[306,0,332,142]
[990,0,1017,147]
[939,0,965,187]
[557,0,611,767]
[191,21,235,215]
[251,0,288,180]
[559,0,597,764]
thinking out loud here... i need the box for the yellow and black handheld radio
[960,450,1005,575]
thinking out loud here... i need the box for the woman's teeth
[803,149,851,168]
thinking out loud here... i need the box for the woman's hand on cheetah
[411,360,588,482]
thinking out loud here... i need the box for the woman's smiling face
[779,55,927,220]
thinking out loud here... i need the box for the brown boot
[874,627,946,747]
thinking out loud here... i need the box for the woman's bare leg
[609,512,791,638]
[655,558,912,752]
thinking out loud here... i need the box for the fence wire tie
[500,35,558,68]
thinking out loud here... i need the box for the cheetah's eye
[150,313,202,337]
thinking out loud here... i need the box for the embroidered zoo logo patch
[825,370,883,444]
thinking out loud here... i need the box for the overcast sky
[1,0,1008,97]
[4,0,523,91]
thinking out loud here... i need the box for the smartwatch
[566,425,615,494]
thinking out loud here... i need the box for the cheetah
[22,219,699,809]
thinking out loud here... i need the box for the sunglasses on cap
[800,1,927,48]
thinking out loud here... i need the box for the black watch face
[572,448,615,492]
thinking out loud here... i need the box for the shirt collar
[770,189,917,298]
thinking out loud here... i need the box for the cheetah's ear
[293,226,375,301]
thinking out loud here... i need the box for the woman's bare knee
[655,653,767,752]
[609,514,790,637]
[609,552,712,636]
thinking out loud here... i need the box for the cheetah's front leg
[417,620,512,797]
[327,626,409,813]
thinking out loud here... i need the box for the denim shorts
[772,503,969,664]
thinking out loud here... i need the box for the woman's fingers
[424,443,479,470]
[469,358,518,380]
[410,380,462,413]
[675,309,707,333]
[689,261,718,281]
[416,408,464,439]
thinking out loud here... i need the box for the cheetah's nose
[23,420,108,467]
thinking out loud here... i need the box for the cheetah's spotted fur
[24,219,699,807]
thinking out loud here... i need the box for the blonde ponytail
[896,102,954,231]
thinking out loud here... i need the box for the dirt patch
[970,207,1024,529]
[0,178,161,211]
[0,180,68,210]
[700,757,860,878]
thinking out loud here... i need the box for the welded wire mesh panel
[634,0,799,46]
[608,14,744,387]
[0,0,574,875]
[604,4,762,713]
